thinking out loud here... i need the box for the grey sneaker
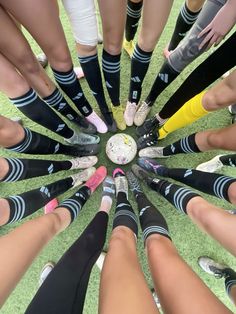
[113,168,128,197]
[65,132,100,145]
[131,164,152,183]
[70,156,98,169]
[139,146,167,158]
[71,167,96,187]
[126,171,143,197]
[151,288,161,309]
[196,155,224,173]
[134,101,152,126]
[39,262,55,286]
[102,176,116,199]
[198,256,227,278]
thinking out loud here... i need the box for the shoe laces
[138,102,149,114]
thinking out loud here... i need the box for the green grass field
[0,2,236,313]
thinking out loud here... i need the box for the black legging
[25,211,108,314]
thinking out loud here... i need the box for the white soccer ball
[106,133,137,165]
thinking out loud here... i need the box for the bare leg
[187,0,205,12]
[0,115,25,147]
[230,286,236,306]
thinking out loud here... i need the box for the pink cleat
[86,111,108,134]
[85,166,107,193]
[74,67,85,79]
[44,198,59,214]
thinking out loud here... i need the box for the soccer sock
[125,0,143,41]
[10,89,73,138]
[158,91,208,139]
[224,268,236,299]
[136,193,171,242]
[219,154,236,167]
[102,49,121,106]
[5,177,73,224]
[162,168,236,202]
[168,2,201,51]
[52,67,93,117]
[148,178,199,214]
[43,87,79,122]
[129,45,153,104]
[163,133,200,156]
[113,192,138,236]
[146,61,179,105]
[1,158,71,182]
[57,185,91,223]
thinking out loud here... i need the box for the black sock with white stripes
[52,68,92,117]
[224,269,236,299]
[220,154,236,167]
[129,45,153,104]
[1,158,71,182]
[146,61,179,106]
[57,186,91,223]
[149,178,199,214]
[168,2,201,51]
[125,0,143,41]
[113,192,138,236]
[5,177,73,225]
[43,87,79,122]
[163,133,200,156]
[137,193,171,243]
[163,168,236,202]
[102,49,121,106]
[10,89,73,138]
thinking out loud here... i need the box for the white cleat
[134,101,151,126]
[196,155,224,173]
[71,167,96,187]
[70,156,98,169]
[95,251,107,271]
[124,101,137,126]
[139,146,168,158]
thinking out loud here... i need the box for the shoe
[39,262,55,286]
[86,111,108,134]
[131,164,151,182]
[198,256,228,278]
[137,131,159,150]
[102,176,116,199]
[196,155,224,173]
[44,198,59,214]
[138,157,165,175]
[71,167,96,187]
[124,101,137,126]
[139,146,166,158]
[85,166,107,193]
[74,67,85,79]
[232,115,236,124]
[113,168,128,197]
[111,105,126,131]
[95,251,107,271]
[228,104,236,115]
[136,116,159,137]
[73,115,97,134]
[70,156,98,169]
[70,143,100,157]
[151,288,161,309]
[98,32,103,45]
[65,132,100,145]
[10,117,23,125]
[102,111,117,133]
[126,171,143,197]
[134,101,151,126]
[123,39,135,58]
[37,53,48,68]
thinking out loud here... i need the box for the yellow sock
[159,91,208,139]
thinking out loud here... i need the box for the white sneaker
[139,147,168,158]
[39,262,55,287]
[198,256,227,278]
[134,101,151,126]
[196,155,224,173]
[71,167,96,187]
[124,101,137,126]
[95,251,107,271]
[70,156,98,169]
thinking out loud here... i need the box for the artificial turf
[0,1,236,313]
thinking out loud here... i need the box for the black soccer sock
[168,2,201,51]
[126,0,143,41]
[1,158,71,182]
[52,67,92,117]
[43,87,79,121]
[224,268,236,299]
[129,44,153,104]
[136,193,171,242]
[102,49,121,106]
[5,177,73,224]
[113,192,138,236]
[146,61,179,105]
[163,133,200,156]
[57,186,91,223]
[219,154,236,167]
[149,178,199,214]
[164,168,236,202]
[10,89,73,138]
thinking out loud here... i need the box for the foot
[65,132,100,145]
[136,116,159,137]
[69,156,98,169]
[131,164,151,182]
[137,131,159,150]
[73,143,100,157]
[111,105,126,131]
[84,166,107,193]
[134,101,152,126]
[123,39,135,58]
[113,168,128,197]
[71,167,96,187]
[74,66,85,79]
[198,256,228,278]
[39,262,55,286]
[73,115,97,134]
[138,157,166,176]
[139,146,166,158]
[124,101,137,126]
[102,176,116,200]
[44,198,59,214]
[37,53,48,68]
[126,171,143,197]
[196,155,224,173]
[86,111,108,134]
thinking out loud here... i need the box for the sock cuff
[6,195,26,224]
[1,158,25,182]
[189,91,208,115]
[7,128,33,153]
[178,133,201,154]
[181,2,201,24]
[43,88,63,105]
[127,0,143,16]
[78,53,98,64]
[102,49,121,62]
[52,67,77,85]
[212,176,236,201]
[133,44,153,63]
[113,209,138,236]
[142,225,171,242]
[225,277,236,296]
[9,88,37,107]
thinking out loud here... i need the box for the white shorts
[62,0,98,46]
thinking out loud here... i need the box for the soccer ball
[106,133,137,165]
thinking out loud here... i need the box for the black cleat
[131,164,152,183]
[73,115,97,134]
[67,143,100,157]
[126,171,143,197]
[136,116,159,137]
[137,131,159,150]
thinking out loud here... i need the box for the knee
[187,198,212,229]
[16,48,42,77]
[228,183,236,205]
[202,91,219,111]
[47,46,73,72]
[77,44,97,57]
[108,227,135,251]
[104,37,122,55]
[206,131,224,149]
[138,31,159,52]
